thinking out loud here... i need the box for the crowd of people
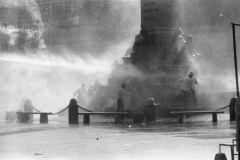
[13,72,199,123]
[115,71,198,122]
[73,79,102,107]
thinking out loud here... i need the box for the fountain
[103,0,236,117]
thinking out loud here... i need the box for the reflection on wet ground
[0,125,54,137]
[0,112,237,160]
[1,113,235,137]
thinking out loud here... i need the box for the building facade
[32,0,111,53]
[0,5,19,52]
[0,0,112,53]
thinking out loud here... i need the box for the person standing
[189,72,198,105]
[73,83,86,106]
[117,84,130,112]
[178,72,198,109]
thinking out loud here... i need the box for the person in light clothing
[73,83,86,106]
[178,72,198,109]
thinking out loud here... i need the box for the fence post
[229,97,237,121]
[68,99,79,124]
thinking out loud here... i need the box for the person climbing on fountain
[178,72,198,110]
[73,83,86,107]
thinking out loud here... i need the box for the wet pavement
[0,112,237,160]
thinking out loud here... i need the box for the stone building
[31,0,111,53]
[0,0,137,54]
[0,0,112,53]
[0,5,19,52]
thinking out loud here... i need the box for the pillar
[132,112,145,123]
[214,153,227,160]
[178,115,184,123]
[83,114,90,124]
[17,112,29,122]
[212,113,217,122]
[68,99,79,124]
[115,115,122,123]
[229,97,237,121]
[40,114,48,123]
[5,111,16,121]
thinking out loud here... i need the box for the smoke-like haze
[178,0,240,106]
[1,0,240,112]
[0,41,134,112]
[180,0,240,91]
[0,0,141,112]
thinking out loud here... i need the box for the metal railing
[219,139,238,160]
